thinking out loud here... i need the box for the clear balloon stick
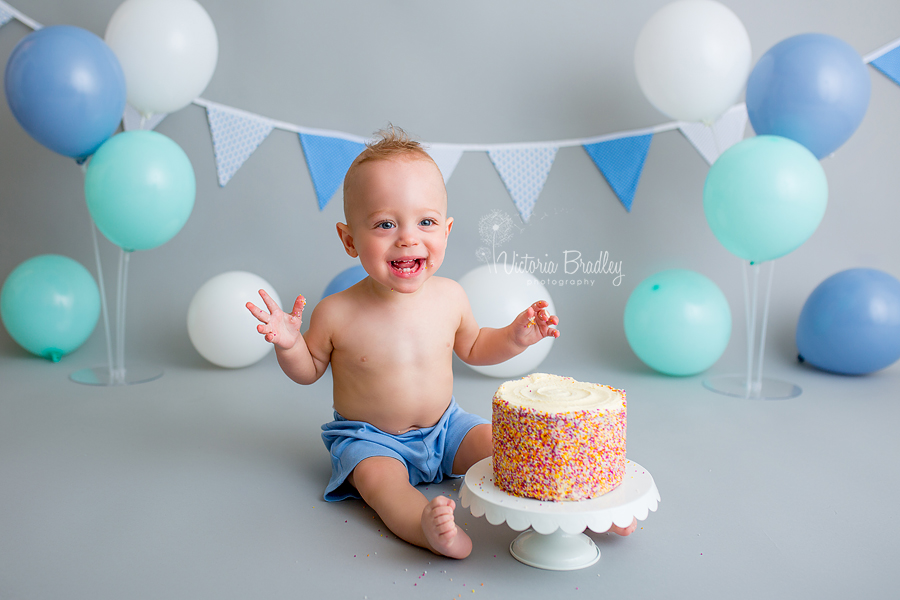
[82,162,114,381]
[755,261,776,391]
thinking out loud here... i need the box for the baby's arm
[246,289,330,384]
[455,294,560,367]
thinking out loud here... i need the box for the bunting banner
[0,4,13,27]
[2,2,900,222]
[205,103,274,187]
[122,104,167,132]
[583,133,653,213]
[299,133,366,210]
[678,103,749,165]
[487,146,558,223]
[869,40,900,86]
[425,144,465,184]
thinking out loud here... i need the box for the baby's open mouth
[390,258,425,275]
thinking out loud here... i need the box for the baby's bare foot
[608,517,638,536]
[421,496,472,559]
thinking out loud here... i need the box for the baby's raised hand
[514,300,560,346]
[246,289,307,350]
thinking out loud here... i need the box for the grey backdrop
[2,1,899,599]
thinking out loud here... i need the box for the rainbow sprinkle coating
[492,374,626,502]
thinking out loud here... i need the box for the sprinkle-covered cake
[492,373,626,502]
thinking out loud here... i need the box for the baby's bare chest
[331,306,458,367]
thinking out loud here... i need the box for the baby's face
[340,156,452,294]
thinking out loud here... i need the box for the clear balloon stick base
[703,260,801,400]
[71,245,162,386]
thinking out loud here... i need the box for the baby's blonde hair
[342,125,444,214]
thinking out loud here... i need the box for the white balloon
[634,0,751,123]
[187,271,280,369]
[457,265,556,378]
[105,0,218,115]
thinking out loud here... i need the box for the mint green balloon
[1,255,100,362]
[703,135,828,263]
[624,269,731,376]
[85,130,195,251]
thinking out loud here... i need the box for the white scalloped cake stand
[460,457,659,570]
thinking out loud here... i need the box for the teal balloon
[84,130,196,251]
[624,269,731,376]
[1,255,101,362]
[703,135,828,263]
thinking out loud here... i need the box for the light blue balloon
[4,25,126,161]
[1,255,101,362]
[322,265,368,300]
[747,33,871,159]
[84,131,196,251]
[624,270,731,376]
[797,268,900,375]
[704,135,828,263]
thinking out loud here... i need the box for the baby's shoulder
[426,276,468,301]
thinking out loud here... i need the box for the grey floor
[2,341,898,600]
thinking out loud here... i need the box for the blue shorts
[320,398,488,502]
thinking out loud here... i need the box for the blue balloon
[624,270,731,376]
[84,131,196,251]
[797,268,900,375]
[1,255,101,362]
[322,265,368,299]
[746,33,871,159]
[4,25,126,161]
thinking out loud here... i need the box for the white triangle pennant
[0,4,14,27]
[487,146,558,223]
[424,144,464,184]
[206,104,275,187]
[679,104,748,165]
[122,104,167,132]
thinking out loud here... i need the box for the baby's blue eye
[420,219,435,227]
[377,221,395,229]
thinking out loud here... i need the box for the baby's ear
[336,223,358,258]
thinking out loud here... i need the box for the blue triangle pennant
[487,146,558,223]
[299,133,365,210]
[871,45,900,87]
[583,134,653,212]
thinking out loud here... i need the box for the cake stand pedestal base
[461,458,659,571]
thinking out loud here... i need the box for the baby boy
[247,127,632,559]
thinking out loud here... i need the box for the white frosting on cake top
[496,373,623,414]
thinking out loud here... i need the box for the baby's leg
[452,423,492,475]
[349,456,472,559]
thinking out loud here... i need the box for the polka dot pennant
[678,103,748,166]
[583,133,653,213]
[299,133,365,211]
[487,146,558,223]
[871,44,900,87]
[0,5,14,27]
[206,105,274,187]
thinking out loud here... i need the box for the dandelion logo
[476,209,516,272]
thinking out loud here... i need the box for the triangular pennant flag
[122,104,167,132]
[870,45,900,87]
[487,146,558,223]
[299,133,366,210]
[206,105,274,187]
[425,144,465,184]
[679,103,748,165]
[583,133,653,213]
[0,4,14,27]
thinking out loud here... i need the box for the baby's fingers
[258,289,282,315]
[289,294,307,318]
[246,301,270,323]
